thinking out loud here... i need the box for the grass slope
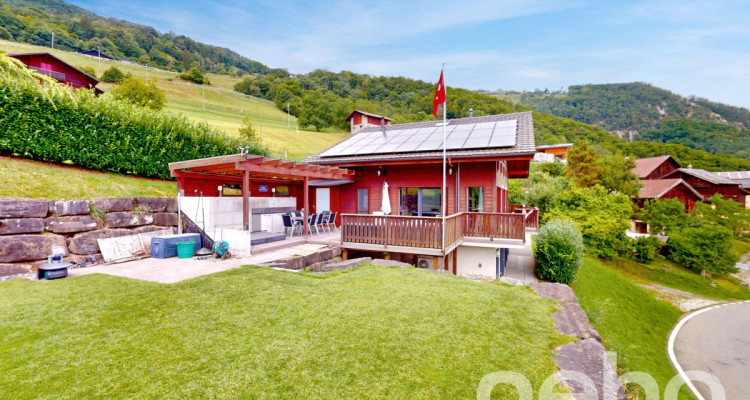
[0,265,568,399]
[571,258,691,399]
[0,156,174,199]
[0,39,348,160]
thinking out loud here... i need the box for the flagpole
[441,64,447,257]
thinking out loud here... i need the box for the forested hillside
[0,0,276,75]
[498,83,750,160]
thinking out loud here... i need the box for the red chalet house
[9,52,103,95]
[304,111,538,277]
[346,110,391,134]
[169,111,538,279]
[663,167,745,205]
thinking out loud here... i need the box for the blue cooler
[151,233,201,259]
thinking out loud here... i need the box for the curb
[666,299,750,400]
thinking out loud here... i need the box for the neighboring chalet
[346,110,391,134]
[635,179,703,211]
[9,52,103,95]
[170,111,538,279]
[535,143,573,162]
[716,171,750,207]
[81,49,114,60]
[632,155,680,180]
[663,168,745,205]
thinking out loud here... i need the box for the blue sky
[70,0,750,108]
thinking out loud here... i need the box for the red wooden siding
[673,171,744,204]
[11,53,98,90]
[646,161,679,180]
[366,116,389,125]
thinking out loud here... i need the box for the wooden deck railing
[341,211,531,251]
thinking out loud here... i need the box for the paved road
[672,302,750,400]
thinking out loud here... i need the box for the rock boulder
[48,199,90,216]
[67,229,132,255]
[0,198,48,218]
[0,263,32,277]
[104,212,153,228]
[0,218,45,235]
[92,198,133,213]
[134,197,177,212]
[0,234,67,262]
[44,215,99,234]
[153,212,178,226]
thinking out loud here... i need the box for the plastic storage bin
[151,233,201,259]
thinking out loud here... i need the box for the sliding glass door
[399,187,441,216]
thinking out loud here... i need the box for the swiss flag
[432,70,446,116]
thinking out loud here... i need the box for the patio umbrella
[382,181,391,215]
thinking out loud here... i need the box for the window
[399,187,441,216]
[468,187,484,212]
[357,188,369,214]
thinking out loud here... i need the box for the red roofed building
[635,179,703,210]
[632,155,681,180]
[663,168,745,205]
[8,52,103,95]
[345,110,391,134]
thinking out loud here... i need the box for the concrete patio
[67,230,537,284]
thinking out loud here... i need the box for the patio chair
[326,211,338,231]
[282,214,302,238]
[308,213,319,234]
[318,211,331,233]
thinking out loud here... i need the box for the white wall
[180,196,296,232]
[456,245,497,279]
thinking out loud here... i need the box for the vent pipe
[468,107,474,118]
[381,117,386,135]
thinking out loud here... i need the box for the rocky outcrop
[0,198,48,218]
[92,198,133,213]
[370,259,412,268]
[134,197,177,213]
[48,200,90,216]
[67,229,133,255]
[44,216,99,234]
[0,218,45,235]
[104,212,154,228]
[0,234,67,262]
[322,257,372,271]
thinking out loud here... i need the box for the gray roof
[666,168,738,185]
[716,171,750,188]
[306,111,535,164]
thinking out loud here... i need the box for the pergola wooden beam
[168,153,355,233]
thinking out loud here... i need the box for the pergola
[169,154,355,234]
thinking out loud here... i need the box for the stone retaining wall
[0,197,178,276]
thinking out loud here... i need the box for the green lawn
[571,257,691,400]
[0,156,175,199]
[0,39,348,161]
[0,265,569,399]
[603,256,750,301]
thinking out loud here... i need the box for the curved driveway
[671,302,750,400]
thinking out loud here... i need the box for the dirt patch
[638,283,721,311]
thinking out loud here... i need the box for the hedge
[0,54,267,179]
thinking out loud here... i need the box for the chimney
[468,107,474,118]
[381,117,386,135]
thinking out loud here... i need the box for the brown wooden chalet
[663,167,745,205]
[635,179,703,210]
[632,155,681,180]
[9,52,103,95]
[172,111,538,278]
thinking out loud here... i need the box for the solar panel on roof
[320,118,519,157]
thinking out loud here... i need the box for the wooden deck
[340,209,539,256]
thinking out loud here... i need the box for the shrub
[179,67,210,85]
[535,219,584,284]
[631,236,664,263]
[77,65,97,79]
[667,224,739,275]
[100,66,124,83]
[536,161,565,177]
[111,76,166,111]
[0,54,268,180]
